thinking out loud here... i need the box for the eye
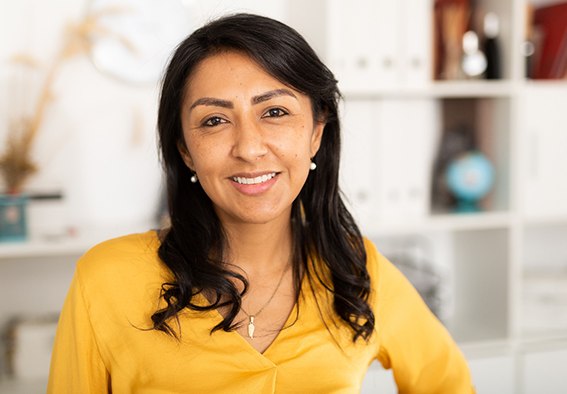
[262,107,288,118]
[202,116,227,127]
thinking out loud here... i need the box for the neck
[222,216,293,275]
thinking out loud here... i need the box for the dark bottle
[484,12,501,79]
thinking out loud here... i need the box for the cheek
[275,128,313,159]
[274,141,310,167]
[185,138,215,169]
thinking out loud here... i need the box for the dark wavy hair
[154,13,374,342]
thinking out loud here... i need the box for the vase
[0,194,29,242]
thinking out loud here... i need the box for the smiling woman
[47,13,475,394]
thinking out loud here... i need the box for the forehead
[183,51,295,99]
[192,51,265,76]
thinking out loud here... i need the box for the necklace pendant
[248,316,255,339]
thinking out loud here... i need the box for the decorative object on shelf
[88,0,192,84]
[431,123,477,211]
[434,0,470,80]
[0,194,29,242]
[445,151,494,213]
[461,30,487,78]
[523,4,537,79]
[483,12,501,79]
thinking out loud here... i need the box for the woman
[48,13,474,393]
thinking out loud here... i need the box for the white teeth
[232,172,276,185]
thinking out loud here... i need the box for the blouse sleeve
[366,240,475,394]
[47,268,110,393]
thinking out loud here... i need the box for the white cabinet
[521,347,567,394]
[468,354,515,394]
[520,85,567,219]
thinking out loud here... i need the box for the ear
[177,140,195,170]
[309,121,325,157]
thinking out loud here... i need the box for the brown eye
[263,108,288,118]
[203,116,227,127]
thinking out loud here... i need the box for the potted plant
[0,7,129,242]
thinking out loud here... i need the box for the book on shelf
[531,2,567,79]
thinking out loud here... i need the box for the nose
[230,116,268,161]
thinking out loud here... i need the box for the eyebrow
[189,88,297,110]
[190,97,233,110]
[251,88,297,104]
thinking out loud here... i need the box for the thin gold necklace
[240,264,289,339]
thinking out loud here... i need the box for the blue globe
[445,151,494,211]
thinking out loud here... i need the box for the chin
[224,206,291,226]
[237,213,286,225]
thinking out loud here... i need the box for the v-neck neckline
[233,293,300,358]
[199,270,308,361]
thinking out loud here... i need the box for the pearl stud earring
[310,161,317,171]
[190,173,198,183]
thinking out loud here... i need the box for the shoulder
[81,230,160,259]
[75,230,168,294]
[362,237,421,310]
[362,237,399,287]
[70,230,169,327]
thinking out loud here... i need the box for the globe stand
[454,199,482,213]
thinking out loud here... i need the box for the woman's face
[179,51,324,226]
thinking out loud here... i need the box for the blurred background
[1,0,566,392]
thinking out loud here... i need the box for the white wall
[0,0,288,235]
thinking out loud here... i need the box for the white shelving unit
[289,0,567,392]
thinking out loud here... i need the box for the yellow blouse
[48,231,474,393]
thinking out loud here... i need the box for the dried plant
[0,7,133,194]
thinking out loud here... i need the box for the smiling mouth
[231,172,277,185]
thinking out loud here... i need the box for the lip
[229,171,280,196]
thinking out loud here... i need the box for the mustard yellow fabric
[48,231,474,393]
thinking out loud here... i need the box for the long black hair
[154,13,374,342]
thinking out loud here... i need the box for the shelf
[519,334,567,352]
[459,339,515,359]
[362,211,512,237]
[522,80,567,89]
[522,214,567,227]
[0,222,155,260]
[521,329,567,345]
[429,81,516,98]
[0,237,92,260]
[342,81,515,99]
